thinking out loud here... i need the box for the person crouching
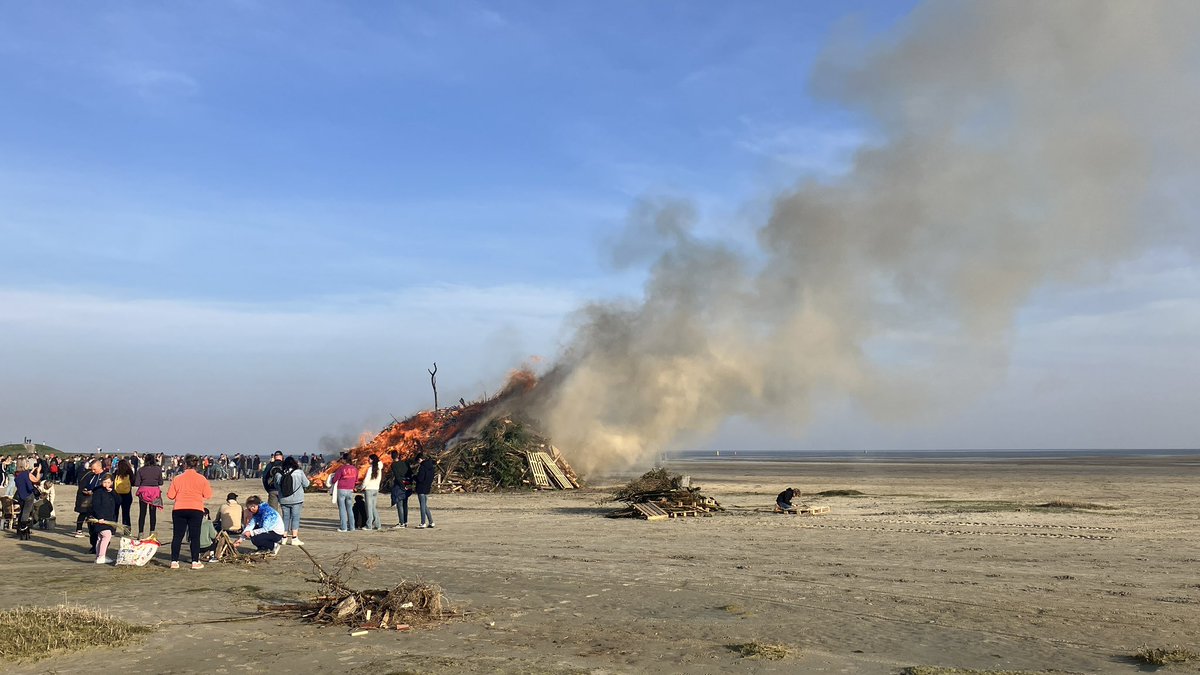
[235,496,285,555]
[776,487,797,511]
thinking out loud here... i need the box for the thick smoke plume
[532,2,1200,472]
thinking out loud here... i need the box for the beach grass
[923,500,1029,513]
[0,604,151,662]
[1036,500,1116,511]
[816,489,865,497]
[902,662,1065,667]
[1132,645,1200,665]
[728,641,792,659]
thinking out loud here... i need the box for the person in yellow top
[113,459,135,530]
[166,455,213,570]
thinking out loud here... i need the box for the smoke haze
[535,1,1200,472]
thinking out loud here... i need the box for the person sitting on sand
[216,492,243,536]
[776,487,797,511]
[235,495,286,555]
[198,507,219,561]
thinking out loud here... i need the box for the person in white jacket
[360,454,383,531]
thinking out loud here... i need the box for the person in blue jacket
[235,495,286,554]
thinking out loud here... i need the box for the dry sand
[3,455,1199,674]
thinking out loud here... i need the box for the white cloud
[106,63,200,99]
[735,117,870,175]
[0,283,582,453]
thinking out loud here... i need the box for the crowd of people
[0,451,331,487]
[3,448,438,567]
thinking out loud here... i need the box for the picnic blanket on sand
[115,537,160,567]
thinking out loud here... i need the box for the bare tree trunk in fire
[428,362,438,411]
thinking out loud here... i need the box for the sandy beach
[3,454,1199,674]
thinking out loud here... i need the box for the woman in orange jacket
[167,454,212,569]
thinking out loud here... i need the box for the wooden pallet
[526,452,552,488]
[632,502,669,521]
[533,452,575,489]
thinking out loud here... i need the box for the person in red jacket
[330,453,358,533]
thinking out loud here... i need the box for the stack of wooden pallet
[606,468,723,521]
[525,448,580,489]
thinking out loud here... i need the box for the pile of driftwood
[204,532,275,565]
[606,468,723,521]
[262,547,460,632]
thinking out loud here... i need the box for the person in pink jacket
[331,453,358,532]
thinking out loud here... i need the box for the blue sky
[2,1,1197,457]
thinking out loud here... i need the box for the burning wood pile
[312,369,582,493]
[263,548,461,632]
[606,468,723,521]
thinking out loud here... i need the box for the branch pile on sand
[311,370,582,492]
[606,468,723,520]
[261,547,462,632]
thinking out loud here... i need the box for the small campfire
[606,468,723,520]
[312,370,582,493]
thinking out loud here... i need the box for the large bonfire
[312,369,581,492]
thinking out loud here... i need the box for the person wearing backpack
[276,456,310,546]
[263,451,284,511]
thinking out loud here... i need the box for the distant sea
[674,448,1200,462]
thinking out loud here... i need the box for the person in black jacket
[75,460,104,539]
[776,487,797,511]
[89,474,120,564]
[263,451,284,511]
[414,453,436,528]
[388,450,415,529]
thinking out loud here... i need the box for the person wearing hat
[216,492,244,536]
[263,451,285,511]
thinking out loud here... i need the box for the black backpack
[279,469,300,498]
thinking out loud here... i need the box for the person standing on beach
[13,458,42,535]
[263,451,284,511]
[74,460,103,538]
[167,454,212,570]
[276,457,310,545]
[89,473,119,564]
[134,453,164,539]
[388,450,415,529]
[331,453,358,533]
[414,452,436,529]
[113,459,135,531]
[361,454,383,531]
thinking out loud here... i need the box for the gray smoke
[535,1,1200,472]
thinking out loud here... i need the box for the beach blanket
[115,537,160,567]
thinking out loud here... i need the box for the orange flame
[311,368,540,489]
